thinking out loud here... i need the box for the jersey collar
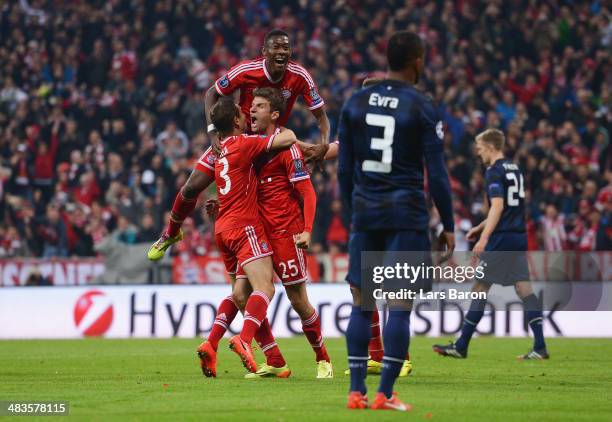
[263,59,284,84]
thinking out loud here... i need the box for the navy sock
[378,310,411,398]
[455,298,487,351]
[346,306,372,395]
[523,294,546,351]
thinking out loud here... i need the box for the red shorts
[215,224,273,274]
[237,234,308,285]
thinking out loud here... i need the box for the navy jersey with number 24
[485,158,526,234]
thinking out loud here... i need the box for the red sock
[240,291,270,345]
[368,310,384,362]
[254,318,286,367]
[301,310,330,362]
[167,190,197,237]
[208,295,239,350]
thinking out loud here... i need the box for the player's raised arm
[204,85,222,135]
[421,101,455,257]
[311,107,330,145]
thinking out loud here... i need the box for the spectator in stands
[0,0,608,262]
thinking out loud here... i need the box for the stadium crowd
[0,0,610,260]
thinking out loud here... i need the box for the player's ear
[270,110,280,122]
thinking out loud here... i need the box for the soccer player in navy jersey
[433,129,548,360]
[338,31,455,411]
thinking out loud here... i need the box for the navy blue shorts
[346,229,432,291]
[480,232,529,286]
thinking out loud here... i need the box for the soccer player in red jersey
[200,88,333,379]
[148,29,330,257]
[200,97,297,374]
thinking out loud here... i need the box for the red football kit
[214,58,325,128]
[236,142,315,284]
[199,136,316,284]
[213,133,276,273]
[195,59,323,175]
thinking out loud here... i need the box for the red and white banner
[1,284,611,339]
[0,258,105,286]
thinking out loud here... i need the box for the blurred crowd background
[0,0,610,261]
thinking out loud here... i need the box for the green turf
[1,337,611,421]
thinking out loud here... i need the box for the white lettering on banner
[0,285,611,339]
[0,259,105,286]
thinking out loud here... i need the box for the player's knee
[350,286,362,306]
[472,281,491,294]
[514,282,533,299]
[286,287,312,317]
[232,290,249,310]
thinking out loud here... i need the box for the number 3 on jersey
[218,157,231,195]
[362,113,395,174]
[506,173,525,206]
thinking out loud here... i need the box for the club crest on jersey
[260,241,269,252]
[436,121,444,139]
[207,154,216,164]
[281,89,292,99]
[219,75,229,88]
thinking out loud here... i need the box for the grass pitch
[1,337,611,421]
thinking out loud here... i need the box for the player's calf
[285,283,331,368]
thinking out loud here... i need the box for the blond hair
[476,128,505,151]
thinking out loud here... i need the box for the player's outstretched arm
[205,85,222,153]
[269,129,297,151]
[473,198,504,254]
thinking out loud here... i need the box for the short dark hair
[252,87,286,116]
[210,97,239,135]
[362,77,382,88]
[386,31,424,71]
[264,29,290,46]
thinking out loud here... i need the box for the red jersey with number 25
[257,143,310,238]
[214,133,276,233]
[214,58,324,129]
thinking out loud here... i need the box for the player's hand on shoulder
[209,132,222,156]
[205,199,220,221]
[294,231,311,249]
[302,143,329,165]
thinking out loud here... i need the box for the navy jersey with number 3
[485,159,526,233]
[337,80,454,232]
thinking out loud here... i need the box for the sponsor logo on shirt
[219,75,230,88]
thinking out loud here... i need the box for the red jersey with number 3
[214,58,324,129]
[257,144,310,238]
[214,133,276,233]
